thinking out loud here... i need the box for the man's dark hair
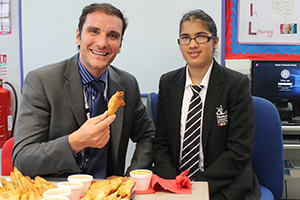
[77,3,128,40]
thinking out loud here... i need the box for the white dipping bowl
[67,174,93,196]
[130,169,152,191]
[57,181,84,200]
[43,188,71,199]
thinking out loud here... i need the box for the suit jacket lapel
[63,54,86,127]
[202,61,224,150]
[170,67,186,165]
[107,66,125,164]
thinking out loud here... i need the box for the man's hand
[68,111,116,153]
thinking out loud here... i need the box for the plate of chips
[0,167,57,199]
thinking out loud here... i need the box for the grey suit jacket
[12,54,155,178]
[153,60,261,200]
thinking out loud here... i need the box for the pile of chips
[0,167,57,199]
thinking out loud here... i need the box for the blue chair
[252,96,284,200]
[146,92,158,123]
[146,93,284,199]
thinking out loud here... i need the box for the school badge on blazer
[216,105,228,126]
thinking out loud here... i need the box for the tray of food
[0,167,135,200]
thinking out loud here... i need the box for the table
[134,182,209,200]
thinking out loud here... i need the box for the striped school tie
[180,85,204,179]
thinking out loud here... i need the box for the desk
[134,182,209,200]
[282,125,300,199]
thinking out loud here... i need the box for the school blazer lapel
[170,67,186,164]
[202,61,224,150]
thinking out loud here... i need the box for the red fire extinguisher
[0,78,12,148]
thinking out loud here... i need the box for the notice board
[225,0,300,60]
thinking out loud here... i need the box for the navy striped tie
[83,80,109,179]
[180,85,203,179]
[89,80,107,117]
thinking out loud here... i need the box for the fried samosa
[107,91,125,116]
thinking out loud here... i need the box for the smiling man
[13,3,155,179]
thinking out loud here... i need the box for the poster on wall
[238,0,299,45]
[0,0,11,35]
[0,54,7,77]
[225,0,300,60]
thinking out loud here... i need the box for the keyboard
[283,139,300,144]
[283,135,300,144]
[282,122,300,126]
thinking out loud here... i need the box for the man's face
[76,11,123,78]
[285,25,291,33]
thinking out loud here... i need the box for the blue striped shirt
[78,56,108,117]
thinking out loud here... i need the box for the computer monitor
[251,60,300,122]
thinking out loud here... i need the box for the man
[284,24,292,34]
[12,3,154,179]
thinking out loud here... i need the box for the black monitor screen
[251,60,300,103]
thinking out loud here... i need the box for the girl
[152,9,261,200]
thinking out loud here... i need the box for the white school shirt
[179,62,213,172]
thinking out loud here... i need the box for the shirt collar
[78,56,108,85]
[185,61,213,89]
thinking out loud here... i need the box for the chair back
[252,96,284,200]
[146,92,158,123]
[1,137,14,176]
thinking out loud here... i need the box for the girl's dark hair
[77,3,128,40]
[179,9,217,37]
